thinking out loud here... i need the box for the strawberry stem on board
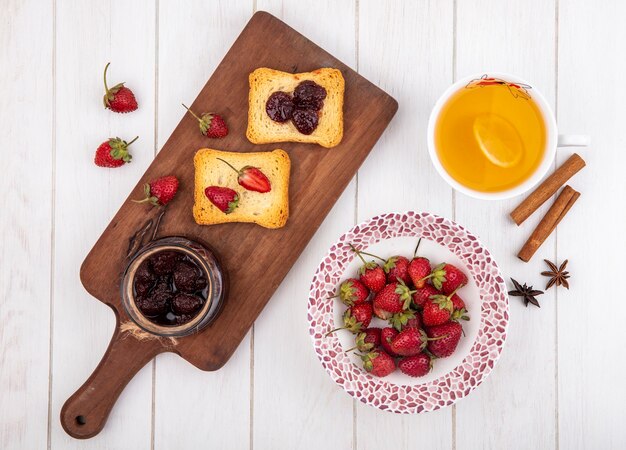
[182,103,203,123]
[126,136,139,146]
[216,158,241,175]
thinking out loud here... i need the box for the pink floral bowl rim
[307,211,509,414]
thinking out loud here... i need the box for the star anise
[508,278,544,308]
[541,259,570,290]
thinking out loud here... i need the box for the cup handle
[557,134,590,147]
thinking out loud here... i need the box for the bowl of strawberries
[308,211,509,413]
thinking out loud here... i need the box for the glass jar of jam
[121,236,226,337]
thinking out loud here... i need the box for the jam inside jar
[121,237,226,337]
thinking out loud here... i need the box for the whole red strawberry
[412,284,440,308]
[422,297,452,326]
[423,288,469,325]
[217,158,271,193]
[350,244,386,293]
[389,309,420,332]
[384,255,411,285]
[390,327,429,356]
[380,327,399,356]
[430,263,468,294]
[426,322,463,358]
[372,281,415,319]
[204,186,239,214]
[331,278,369,306]
[345,327,381,353]
[408,256,431,289]
[182,103,228,138]
[398,353,432,377]
[102,62,138,113]
[94,136,136,168]
[133,175,179,207]
[359,349,396,377]
[326,302,373,335]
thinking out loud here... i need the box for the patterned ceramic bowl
[308,211,509,413]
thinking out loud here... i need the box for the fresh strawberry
[133,175,179,207]
[204,186,239,214]
[94,136,136,168]
[430,263,468,294]
[372,281,415,319]
[398,353,432,377]
[102,62,138,113]
[389,309,420,332]
[384,255,411,285]
[217,158,271,193]
[326,302,373,335]
[350,244,386,293]
[345,327,381,353]
[412,284,440,308]
[408,257,431,289]
[422,298,452,326]
[330,278,369,306]
[390,327,429,356]
[426,322,463,358]
[380,327,399,356]
[423,288,469,325]
[182,103,228,138]
[359,350,396,377]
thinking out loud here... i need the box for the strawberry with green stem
[94,136,137,168]
[356,248,412,286]
[344,328,381,353]
[182,103,228,138]
[204,186,239,214]
[329,278,369,306]
[372,279,416,320]
[390,326,446,357]
[350,244,386,293]
[422,287,469,326]
[102,62,138,113]
[407,239,432,289]
[133,175,179,207]
[217,158,271,193]
[325,302,373,336]
[428,263,468,294]
[358,349,396,377]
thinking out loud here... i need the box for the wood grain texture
[0,1,53,449]
[453,1,558,449]
[64,10,397,439]
[51,0,156,445]
[558,1,626,448]
[154,1,253,449]
[252,1,356,449]
[355,1,454,449]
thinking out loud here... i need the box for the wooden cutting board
[61,11,397,439]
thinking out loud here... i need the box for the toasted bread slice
[193,148,290,229]
[247,68,344,148]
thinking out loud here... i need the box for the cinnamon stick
[510,153,585,225]
[517,185,580,262]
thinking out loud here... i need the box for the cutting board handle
[60,325,164,439]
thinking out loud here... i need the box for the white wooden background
[1,0,625,448]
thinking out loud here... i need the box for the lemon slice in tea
[473,114,524,168]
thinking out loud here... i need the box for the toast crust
[247,68,344,148]
[193,148,290,229]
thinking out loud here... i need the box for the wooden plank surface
[355,1,455,449]
[153,1,253,449]
[252,1,356,449]
[3,0,626,448]
[453,1,559,449]
[50,0,156,447]
[557,1,626,447]
[0,1,53,449]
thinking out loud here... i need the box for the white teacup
[427,72,589,200]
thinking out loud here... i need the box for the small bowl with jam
[121,237,226,337]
